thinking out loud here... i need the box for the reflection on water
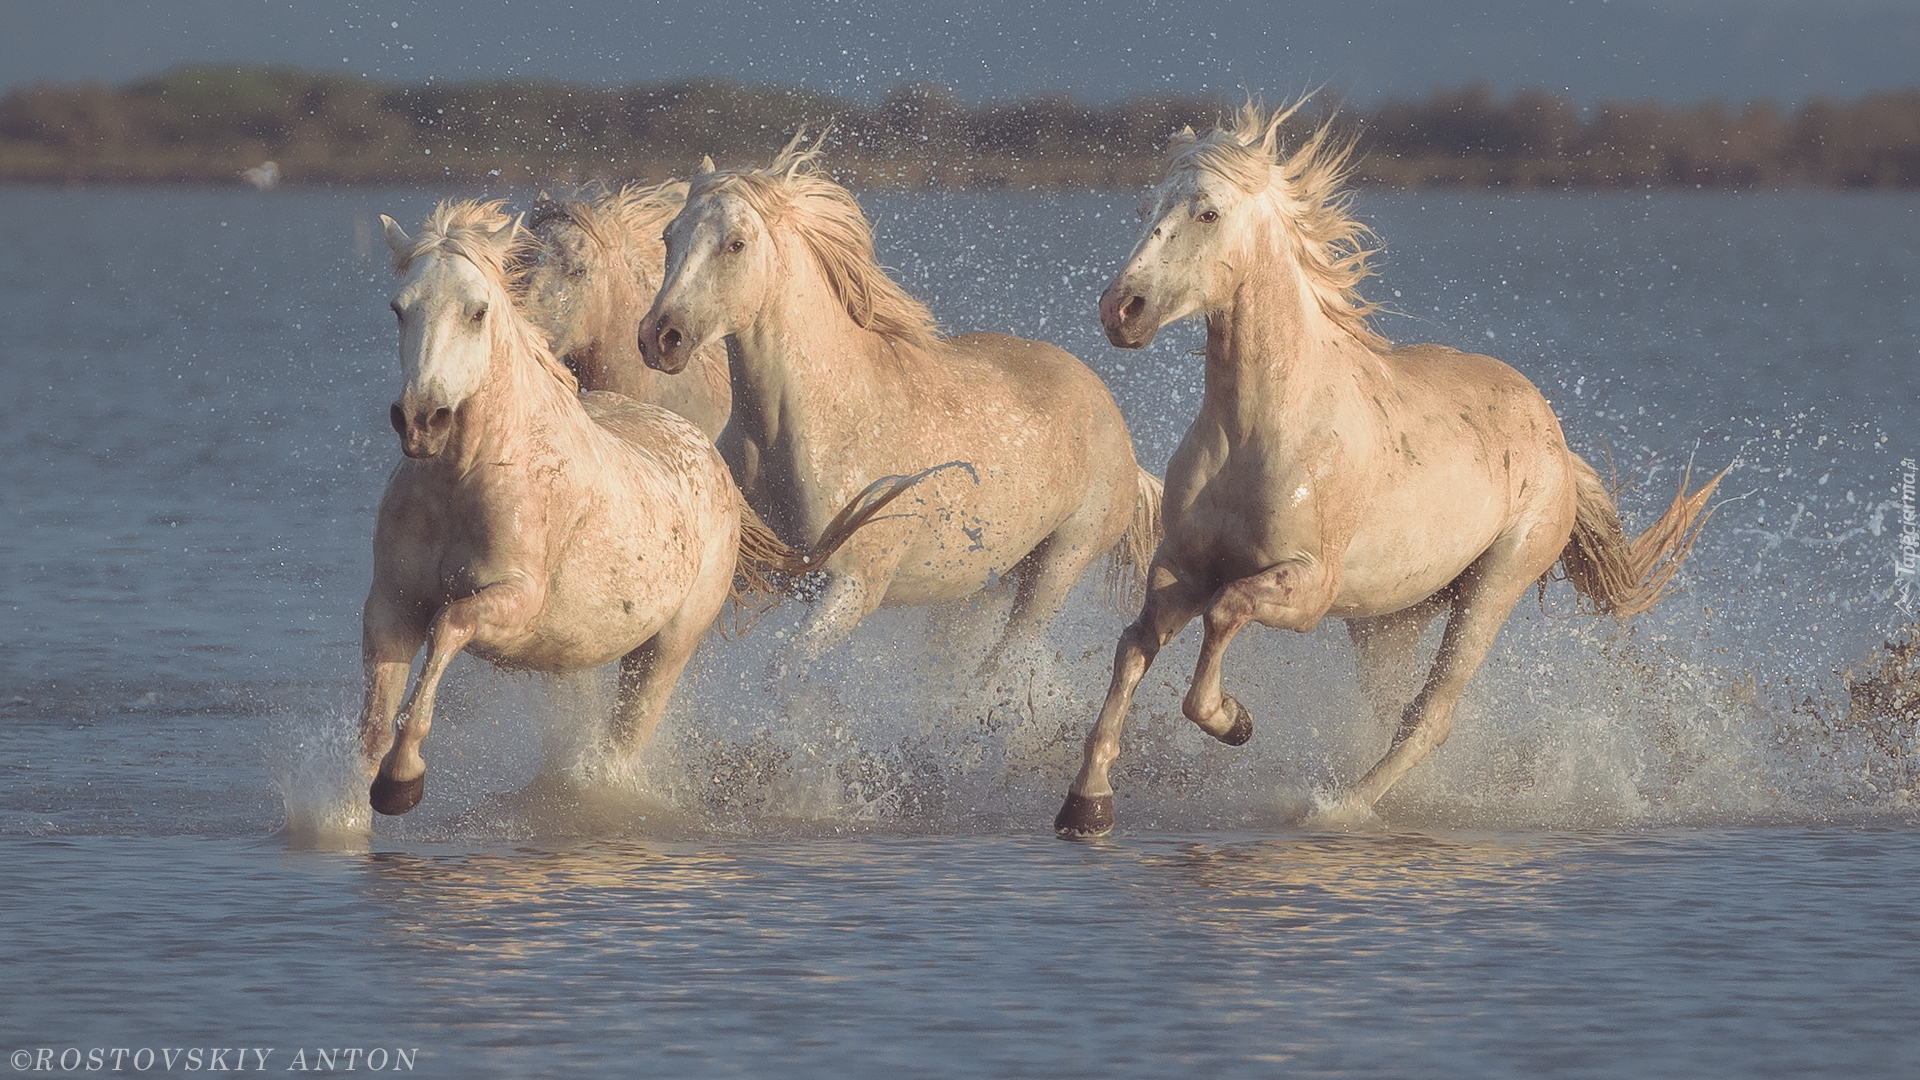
[11,830,1912,1076]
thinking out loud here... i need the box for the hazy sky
[4,0,1916,105]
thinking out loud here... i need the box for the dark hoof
[369,773,424,816]
[1054,792,1114,838]
[1215,699,1254,746]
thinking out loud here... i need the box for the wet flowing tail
[732,460,977,602]
[1104,467,1166,611]
[1556,454,1726,618]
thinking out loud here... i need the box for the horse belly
[1332,466,1516,616]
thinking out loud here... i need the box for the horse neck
[585,254,660,397]
[726,239,893,450]
[445,322,585,472]
[1201,244,1373,430]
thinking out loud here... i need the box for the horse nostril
[661,327,683,351]
[426,407,453,432]
[1121,296,1146,320]
[390,403,406,436]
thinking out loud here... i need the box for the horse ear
[1170,125,1198,146]
[484,214,522,251]
[697,154,717,175]
[380,214,411,253]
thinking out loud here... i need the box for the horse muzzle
[637,311,691,375]
[391,401,454,459]
[1098,283,1158,349]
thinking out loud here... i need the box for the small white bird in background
[241,161,279,190]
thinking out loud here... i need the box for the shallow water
[7,829,1919,1078]
[3,185,1919,1075]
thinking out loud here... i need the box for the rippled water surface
[3,185,1919,1076]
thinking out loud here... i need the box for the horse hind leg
[1350,547,1546,809]
[978,522,1110,679]
[1345,592,1449,726]
[607,546,736,770]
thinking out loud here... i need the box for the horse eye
[469,305,487,324]
[1197,210,1220,224]
[727,239,746,254]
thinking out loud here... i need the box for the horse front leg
[1056,570,1207,838]
[1182,557,1339,744]
[358,594,423,777]
[371,580,537,816]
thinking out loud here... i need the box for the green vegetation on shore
[3,65,1917,190]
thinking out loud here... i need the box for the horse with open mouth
[362,200,920,816]
[1055,103,1724,837]
[638,137,1163,681]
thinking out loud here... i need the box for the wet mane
[1171,101,1386,349]
[536,181,689,272]
[394,199,580,394]
[689,135,940,349]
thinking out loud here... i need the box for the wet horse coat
[1056,105,1721,836]
[359,201,746,815]
[639,139,1162,675]
[519,183,732,439]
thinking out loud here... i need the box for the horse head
[1100,102,1378,351]
[381,209,519,459]
[516,194,595,364]
[637,164,776,376]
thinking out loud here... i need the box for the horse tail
[731,460,977,601]
[1555,453,1726,618]
[1104,466,1165,611]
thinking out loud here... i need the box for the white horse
[638,138,1162,677]
[361,201,910,816]
[1055,104,1723,836]
[518,183,732,439]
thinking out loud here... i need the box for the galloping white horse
[518,183,732,439]
[639,138,1161,675]
[1055,104,1722,837]
[360,201,906,816]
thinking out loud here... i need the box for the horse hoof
[1053,792,1114,839]
[1215,699,1254,746]
[369,773,425,816]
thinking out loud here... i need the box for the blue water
[3,185,1919,1076]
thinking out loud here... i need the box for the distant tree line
[2,65,1917,190]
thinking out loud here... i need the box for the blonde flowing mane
[1171,102,1386,349]
[532,180,689,273]
[393,199,580,393]
[690,135,940,349]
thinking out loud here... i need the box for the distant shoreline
[3,66,1915,191]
